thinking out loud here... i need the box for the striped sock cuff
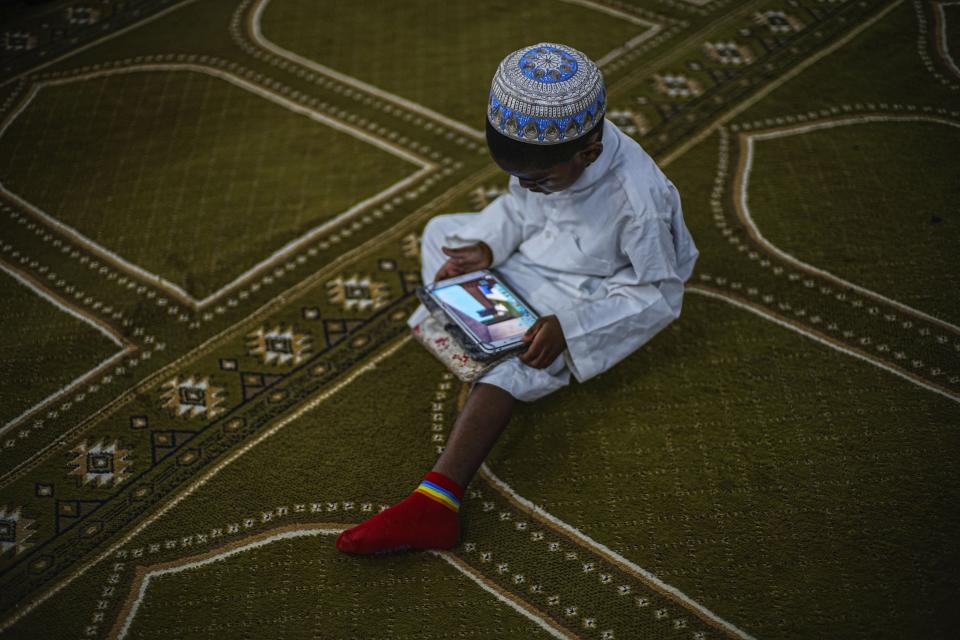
[414,472,463,512]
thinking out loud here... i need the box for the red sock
[336,471,463,555]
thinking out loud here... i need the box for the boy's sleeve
[444,178,527,267]
[553,207,694,383]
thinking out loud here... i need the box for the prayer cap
[487,42,605,145]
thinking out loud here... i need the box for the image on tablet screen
[433,276,536,343]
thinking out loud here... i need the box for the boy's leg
[431,382,514,487]
[431,354,568,488]
[336,223,569,555]
[334,382,514,555]
[336,213,493,555]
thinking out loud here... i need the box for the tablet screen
[432,275,536,344]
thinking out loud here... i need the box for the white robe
[408,119,699,401]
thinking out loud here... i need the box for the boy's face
[492,136,604,195]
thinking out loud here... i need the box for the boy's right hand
[434,242,493,281]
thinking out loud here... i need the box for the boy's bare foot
[335,472,463,554]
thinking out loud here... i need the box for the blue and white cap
[488,42,605,145]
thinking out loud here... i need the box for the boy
[336,43,698,554]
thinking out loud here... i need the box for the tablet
[424,270,538,354]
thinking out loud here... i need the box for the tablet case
[410,308,514,383]
[410,283,517,382]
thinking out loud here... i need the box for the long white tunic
[410,119,699,400]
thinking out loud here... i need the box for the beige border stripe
[0,63,435,310]
[933,1,960,78]
[688,286,960,403]
[733,116,960,334]
[458,388,752,638]
[0,0,201,88]
[0,162,501,487]
[478,465,756,640]
[0,1,911,633]
[432,551,576,640]
[106,521,571,640]
[248,0,662,141]
[110,523,345,639]
[0,261,135,437]
[0,335,411,632]
[660,0,904,167]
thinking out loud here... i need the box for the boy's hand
[434,242,493,281]
[519,315,567,369]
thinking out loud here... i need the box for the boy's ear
[579,141,604,166]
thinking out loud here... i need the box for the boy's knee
[472,381,516,402]
[421,215,452,248]
[422,213,477,247]
[477,359,569,403]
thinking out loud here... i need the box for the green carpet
[1,0,958,638]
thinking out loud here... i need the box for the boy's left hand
[519,315,567,369]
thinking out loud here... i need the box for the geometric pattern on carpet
[1,0,958,638]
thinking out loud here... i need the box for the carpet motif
[0,0,957,638]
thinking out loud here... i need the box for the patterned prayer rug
[1,1,958,638]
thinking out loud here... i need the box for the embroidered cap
[488,42,605,145]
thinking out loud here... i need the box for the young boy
[336,43,698,554]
